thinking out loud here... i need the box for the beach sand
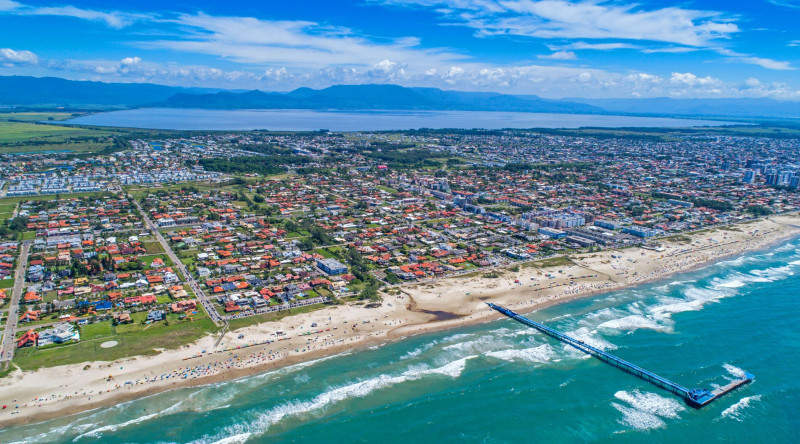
[2,214,799,427]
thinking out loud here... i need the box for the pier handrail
[487,303,694,397]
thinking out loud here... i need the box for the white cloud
[641,47,699,54]
[1,1,797,100]
[768,0,800,9]
[368,59,408,81]
[737,56,794,71]
[745,77,761,87]
[0,2,148,28]
[715,47,794,71]
[46,57,261,86]
[264,67,292,82]
[31,53,800,100]
[121,56,141,66]
[670,72,720,87]
[141,13,464,69]
[381,0,739,47]
[28,6,140,28]
[538,50,576,60]
[0,0,21,12]
[0,47,38,66]
[625,73,663,83]
[549,41,638,51]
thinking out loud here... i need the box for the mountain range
[2,75,800,119]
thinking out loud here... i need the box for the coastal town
[4,0,800,439]
[2,127,800,424]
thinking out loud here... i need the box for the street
[132,200,223,326]
[1,240,31,364]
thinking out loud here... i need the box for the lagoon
[66,108,736,131]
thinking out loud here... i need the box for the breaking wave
[486,344,556,363]
[612,390,686,431]
[720,395,761,421]
[195,356,476,443]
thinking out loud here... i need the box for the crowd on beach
[1,222,795,424]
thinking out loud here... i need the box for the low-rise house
[147,310,166,322]
[114,312,133,324]
[17,330,38,348]
[171,299,197,313]
[38,323,79,346]
[19,310,41,323]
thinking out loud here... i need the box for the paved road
[133,200,222,326]
[1,240,31,363]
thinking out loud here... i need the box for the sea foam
[486,344,556,363]
[612,390,686,431]
[720,395,761,421]
[196,356,477,443]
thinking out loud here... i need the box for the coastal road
[1,240,31,364]
[132,200,222,326]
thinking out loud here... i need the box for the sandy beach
[2,214,799,428]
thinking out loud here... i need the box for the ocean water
[64,108,735,131]
[2,239,800,443]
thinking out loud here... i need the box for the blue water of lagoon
[65,108,738,131]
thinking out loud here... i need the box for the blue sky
[1,0,799,99]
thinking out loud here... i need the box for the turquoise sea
[2,238,800,443]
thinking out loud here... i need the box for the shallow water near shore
[3,238,800,443]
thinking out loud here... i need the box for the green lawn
[143,241,166,254]
[521,256,575,269]
[141,253,174,268]
[227,302,333,331]
[0,363,17,379]
[13,308,218,370]
[0,112,76,123]
[80,321,115,340]
[0,278,13,289]
[0,192,110,206]
[0,121,98,143]
[316,248,336,259]
[0,111,122,154]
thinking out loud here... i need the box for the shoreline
[2,214,799,429]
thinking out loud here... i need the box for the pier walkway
[488,303,753,408]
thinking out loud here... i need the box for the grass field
[80,321,114,340]
[13,308,219,370]
[0,121,115,144]
[143,241,166,254]
[0,112,77,123]
[226,302,332,331]
[0,191,110,206]
[0,112,119,154]
[0,279,14,289]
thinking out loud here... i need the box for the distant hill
[2,75,800,119]
[566,97,800,119]
[157,84,603,114]
[0,76,219,107]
